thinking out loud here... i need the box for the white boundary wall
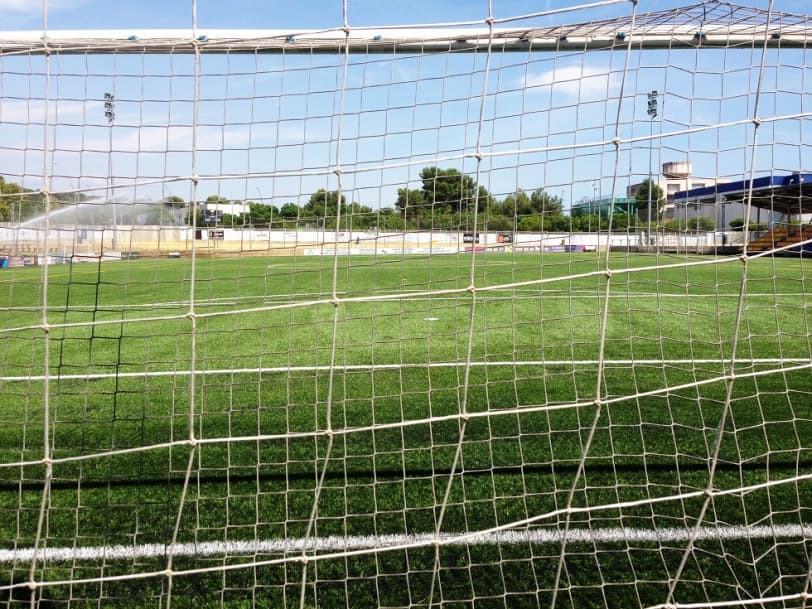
[0,226,746,257]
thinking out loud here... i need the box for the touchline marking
[2,359,809,383]
[2,525,808,563]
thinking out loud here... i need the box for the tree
[419,166,480,214]
[502,188,567,232]
[156,195,185,225]
[687,216,715,231]
[634,179,665,223]
[529,188,563,216]
[247,201,278,226]
[502,190,532,219]
[396,167,494,228]
[543,213,570,232]
[302,189,346,221]
[517,215,542,231]
[278,202,300,219]
[395,187,425,227]
[345,202,374,229]
[729,217,768,232]
[0,177,16,221]
[395,187,424,212]
[163,195,186,208]
[486,215,514,231]
[1,177,39,222]
[377,207,405,230]
[611,213,638,231]
[571,213,608,232]
[220,213,246,227]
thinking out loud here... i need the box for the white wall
[0,225,743,256]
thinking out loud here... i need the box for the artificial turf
[0,252,809,608]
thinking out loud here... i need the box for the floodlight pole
[646,91,658,249]
[104,92,117,250]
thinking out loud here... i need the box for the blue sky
[1,1,810,31]
[1,0,811,212]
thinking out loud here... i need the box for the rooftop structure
[673,173,812,218]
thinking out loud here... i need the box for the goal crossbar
[3,2,812,55]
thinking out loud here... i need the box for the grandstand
[674,173,812,253]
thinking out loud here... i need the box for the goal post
[0,2,811,609]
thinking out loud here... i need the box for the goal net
[0,1,810,608]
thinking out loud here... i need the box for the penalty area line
[2,524,809,563]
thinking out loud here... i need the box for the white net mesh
[0,1,810,608]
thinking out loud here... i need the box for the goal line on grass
[2,524,809,564]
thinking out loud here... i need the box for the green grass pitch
[0,252,810,608]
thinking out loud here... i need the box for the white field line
[2,359,810,383]
[2,524,809,564]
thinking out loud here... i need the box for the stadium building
[626,161,739,227]
[570,196,637,219]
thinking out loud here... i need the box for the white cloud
[0,0,93,28]
[523,64,617,101]
[0,99,88,123]
[0,0,41,12]
[0,0,89,13]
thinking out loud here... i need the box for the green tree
[543,213,570,232]
[687,216,715,231]
[729,217,768,231]
[634,179,665,223]
[303,189,346,221]
[377,207,405,230]
[221,213,246,227]
[571,213,608,232]
[345,202,374,229]
[163,195,186,207]
[502,190,532,219]
[529,188,563,215]
[0,177,39,222]
[279,202,300,219]
[419,166,480,214]
[486,215,514,231]
[611,212,638,231]
[397,167,494,228]
[156,195,185,225]
[517,215,542,231]
[247,201,278,226]
[395,187,425,228]
[395,187,424,212]
[502,188,564,230]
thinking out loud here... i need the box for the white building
[199,200,250,225]
[201,201,250,217]
[627,161,743,227]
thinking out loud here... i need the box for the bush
[729,217,768,231]
[612,213,638,230]
[687,216,715,231]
